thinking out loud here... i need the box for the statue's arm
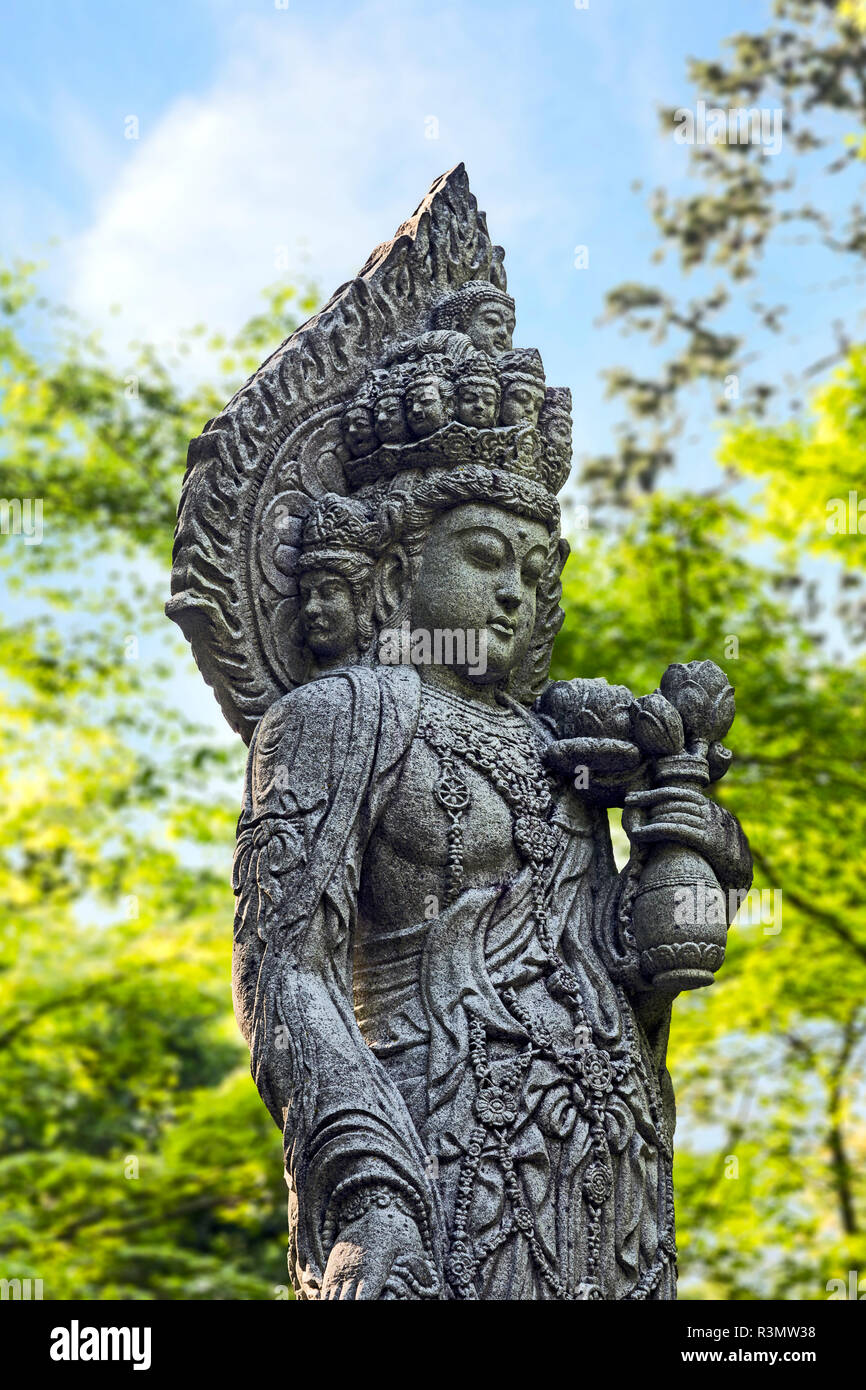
[232,678,442,1298]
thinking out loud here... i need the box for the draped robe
[233,664,736,1299]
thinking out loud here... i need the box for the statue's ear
[374,544,412,627]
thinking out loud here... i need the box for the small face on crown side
[405,379,450,437]
[343,404,378,458]
[374,393,408,444]
[298,568,363,667]
[542,411,573,453]
[456,379,500,429]
[501,381,546,428]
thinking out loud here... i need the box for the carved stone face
[405,380,449,437]
[298,568,361,665]
[456,380,500,429]
[500,382,545,428]
[543,413,572,452]
[343,405,377,457]
[408,503,549,686]
[465,302,516,357]
[375,393,407,444]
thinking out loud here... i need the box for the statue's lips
[488,617,517,638]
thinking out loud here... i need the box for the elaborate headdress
[295,494,384,577]
[405,354,456,397]
[458,352,502,392]
[167,165,572,742]
[376,361,412,400]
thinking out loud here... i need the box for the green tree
[552,481,866,1299]
[588,0,866,503]
[567,0,866,1299]
[0,264,319,1298]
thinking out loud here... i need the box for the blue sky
[7,0,861,479]
[3,0,864,730]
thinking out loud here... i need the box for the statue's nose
[495,580,521,613]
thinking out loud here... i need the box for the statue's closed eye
[463,536,505,567]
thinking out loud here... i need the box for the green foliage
[0,266,317,1299]
[553,482,866,1298]
[721,346,866,579]
[561,0,866,1298]
[2,0,865,1298]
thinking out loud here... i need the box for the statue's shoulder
[251,671,360,767]
[260,670,355,725]
[244,666,419,820]
[252,664,419,759]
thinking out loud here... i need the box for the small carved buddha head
[296,495,383,668]
[342,387,379,458]
[456,357,501,429]
[297,569,361,666]
[432,281,516,358]
[498,349,546,428]
[374,387,409,445]
[537,387,574,493]
[404,363,454,438]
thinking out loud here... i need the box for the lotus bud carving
[659,660,735,749]
[629,690,684,758]
[539,678,635,741]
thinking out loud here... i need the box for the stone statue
[167,165,752,1301]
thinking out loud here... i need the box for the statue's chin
[308,641,355,667]
[483,634,528,679]
[455,663,514,691]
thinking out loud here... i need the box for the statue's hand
[623,786,711,852]
[623,787,752,895]
[544,736,645,806]
[322,1195,438,1300]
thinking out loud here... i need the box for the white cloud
[67,2,572,366]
